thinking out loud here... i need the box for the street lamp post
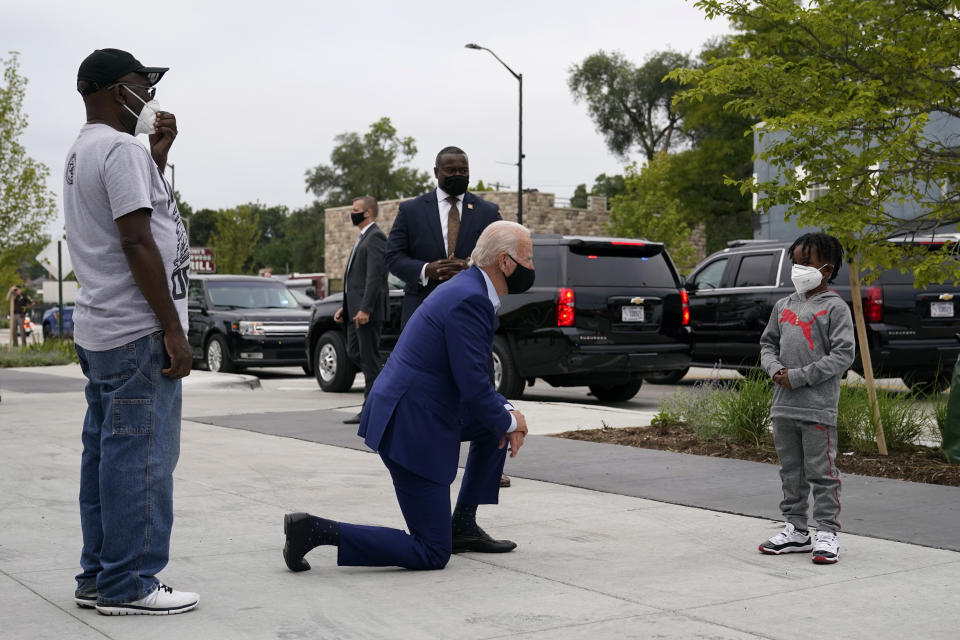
[465,43,523,225]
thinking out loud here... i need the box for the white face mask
[791,263,829,294]
[121,89,160,136]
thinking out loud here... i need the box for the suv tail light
[864,286,883,322]
[557,288,575,327]
[680,289,690,326]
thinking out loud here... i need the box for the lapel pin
[467,203,474,210]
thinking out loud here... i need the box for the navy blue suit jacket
[357,266,513,485]
[385,190,501,325]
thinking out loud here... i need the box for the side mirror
[683,279,698,293]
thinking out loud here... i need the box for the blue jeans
[75,331,182,603]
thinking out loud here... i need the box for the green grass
[0,339,78,367]
[663,374,774,446]
[836,384,931,452]
[661,373,939,453]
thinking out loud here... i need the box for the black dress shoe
[452,526,517,554]
[283,512,312,572]
[342,412,362,424]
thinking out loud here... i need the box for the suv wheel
[589,380,643,402]
[314,330,357,392]
[492,336,524,399]
[205,334,235,373]
[644,368,689,385]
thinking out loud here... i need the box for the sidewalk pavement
[1,364,958,640]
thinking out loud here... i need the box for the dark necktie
[447,196,460,257]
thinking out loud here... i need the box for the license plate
[621,305,645,322]
[931,301,954,318]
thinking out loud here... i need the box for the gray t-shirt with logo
[63,124,189,351]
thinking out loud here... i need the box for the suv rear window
[565,251,677,288]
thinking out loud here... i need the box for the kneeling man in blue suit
[283,221,534,570]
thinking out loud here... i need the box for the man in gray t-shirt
[62,48,198,616]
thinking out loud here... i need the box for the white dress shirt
[477,267,517,433]
[418,187,465,286]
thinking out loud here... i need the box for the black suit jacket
[344,222,388,323]
[385,190,501,322]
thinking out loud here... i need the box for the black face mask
[441,174,469,197]
[504,255,535,294]
[350,211,366,226]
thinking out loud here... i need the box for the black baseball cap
[77,48,168,96]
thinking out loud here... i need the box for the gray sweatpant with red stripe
[771,417,841,533]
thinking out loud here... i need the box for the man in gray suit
[336,195,388,424]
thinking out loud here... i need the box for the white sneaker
[95,583,198,616]
[812,530,839,564]
[758,523,812,554]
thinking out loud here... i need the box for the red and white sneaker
[812,530,840,564]
[759,523,812,554]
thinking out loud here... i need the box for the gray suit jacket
[344,222,388,322]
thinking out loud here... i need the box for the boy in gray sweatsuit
[759,233,855,564]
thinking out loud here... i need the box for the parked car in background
[306,235,692,401]
[659,237,960,392]
[187,275,312,373]
[281,272,327,300]
[42,305,74,339]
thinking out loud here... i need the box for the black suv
[305,234,692,401]
[670,238,960,392]
[188,275,312,372]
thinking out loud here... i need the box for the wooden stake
[847,260,888,455]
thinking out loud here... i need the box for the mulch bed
[553,423,960,487]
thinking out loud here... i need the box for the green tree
[286,201,325,272]
[210,205,261,274]
[608,156,700,272]
[305,117,432,206]
[570,183,589,209]
[569,50,694,162]
[673,0,960,285]
[0,52,57,258]
[570,175,626,210]
[188,208,219,246]
[590,173,627,206]
[675,0,960,455]
[250,202,292,272]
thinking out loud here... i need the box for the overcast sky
[4,1,730,233]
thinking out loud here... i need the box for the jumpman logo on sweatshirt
[780,308,828,350]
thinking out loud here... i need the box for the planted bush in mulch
[555,422,960,487]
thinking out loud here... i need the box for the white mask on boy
[791,264,829,294]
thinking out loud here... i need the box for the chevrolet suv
[665,237,960,392]
[305,234,692,401]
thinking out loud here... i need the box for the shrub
[661,374,773,445]
[0,339,78,367]
[715,372,773,446]
[837,384,930,452]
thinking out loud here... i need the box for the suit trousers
[337,421,508,570]
[346,317,382,399]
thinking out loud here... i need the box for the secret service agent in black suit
[335,195,388,424]
[385,146,502,328]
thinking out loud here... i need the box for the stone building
[324,191,611,289]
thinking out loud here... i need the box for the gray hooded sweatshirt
[759,290,856,426]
